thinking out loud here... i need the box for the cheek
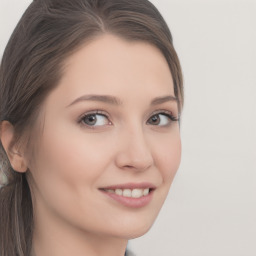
[33,120,118,198]
[29,124,114,221]
[153,132,181,185]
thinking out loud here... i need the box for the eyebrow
[150,95,178,105]
[66,94,178,107]
[67,95,122,107]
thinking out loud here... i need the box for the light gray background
[0,0,255,255]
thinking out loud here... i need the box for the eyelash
[78,109,179,129]
[78,110,111,129]
[149,110,180,123]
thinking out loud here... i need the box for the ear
[0,121,28,173]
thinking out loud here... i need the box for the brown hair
[0,0,183,255]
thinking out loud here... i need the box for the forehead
[48,33,175,107]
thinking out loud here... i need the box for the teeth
[106,189,115,193]
[123,189,132,197]
[105,188,151,198]
[143,188,149,196]
[132,189,143,198]
[115,189,123,196]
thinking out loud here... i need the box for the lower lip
[100,190,154,208]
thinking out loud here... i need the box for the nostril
[114,139,154,171]
[121,163,152,172]
[124,165,134,169]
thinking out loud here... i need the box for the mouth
[99,183,156,208]
[100,187,154,198]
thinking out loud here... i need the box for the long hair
[0,0,183,255]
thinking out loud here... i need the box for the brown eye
[81,114,110,126]
[148,115,161,125]
[147,113,176,126]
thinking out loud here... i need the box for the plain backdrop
[0,0,255,255]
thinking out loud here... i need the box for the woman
[0,0,183,255]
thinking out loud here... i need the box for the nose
[114,127,154,172]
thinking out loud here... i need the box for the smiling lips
[103,188,150,198]
[100,183,155,208]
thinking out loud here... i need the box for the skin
[1,34,181,256]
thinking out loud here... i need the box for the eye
[147,112,179,126]
[79,112,111,127]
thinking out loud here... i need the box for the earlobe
[0,121,28,173]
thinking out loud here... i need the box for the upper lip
[99,182,156,190]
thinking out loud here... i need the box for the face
[28,34,181,240]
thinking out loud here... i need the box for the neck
[31,206,128,256]
[32,226,128,256]
[32,234,127,256]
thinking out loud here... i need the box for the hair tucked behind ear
[0,0,183,255]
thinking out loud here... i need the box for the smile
[103,188,150,198]
[99,183,155,208]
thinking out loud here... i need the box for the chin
[107,214,158,240]
[125,225,153,240]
